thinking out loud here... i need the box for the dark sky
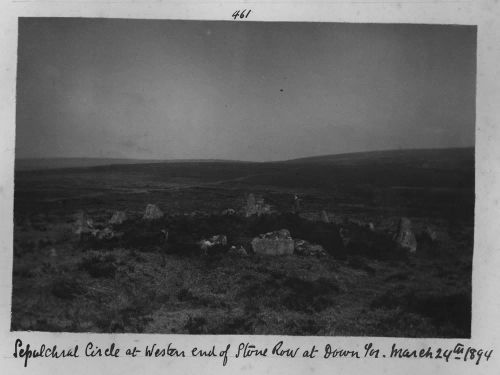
[16,18,476,161]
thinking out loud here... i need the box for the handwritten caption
[13,339,493,368]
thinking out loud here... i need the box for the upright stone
[73,210,93,239]
[395,217,417,253]
[293,194,301,214]
[143,204,164,220]
[109,210,127,225]
[245,193,257,217]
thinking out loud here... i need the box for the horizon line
[15,146,475,164]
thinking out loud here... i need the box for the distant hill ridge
[284,147,474,164]
[15,147,474,171]
[15,157,248,171]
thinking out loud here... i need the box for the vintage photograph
[12,18,476,337]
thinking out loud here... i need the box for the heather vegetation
[11,148,474,337]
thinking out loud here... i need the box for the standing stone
[244,193,272,216]
[424,226,438,242]
[245,193,257,217]
[339,227,350,247]
[320,210,330,223]
[143,204,164,220]
[109,210,127,225]
[293,194,301,214]
[255,198,271,216]
[73,211,94,239]
[395,217,417,253]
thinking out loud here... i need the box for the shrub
[177,288,196,302]
[79,252,117,278]
[184,316,208,334]
[347,256,376,275]
[371,287,471,336]
[51,276,85,300]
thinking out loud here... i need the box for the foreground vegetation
[11,148,474,337]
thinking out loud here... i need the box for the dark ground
[11,147,474,337]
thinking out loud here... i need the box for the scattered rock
[198,234,228,255]
[199,240,212,255]
[143,204,164,220]
[394,217,417,253]
[221,208,236,216]
[94,227,116,240]
[228,245,248,256]
[209,234,227,246]
[368,222,376,232]
[251,229,294,255]
[424,226,438,242]
[109,210,127,225]
[339,227,350,246]
[161,229,169,242]
[294,239,326,256]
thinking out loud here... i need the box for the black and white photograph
[12,18,476,338]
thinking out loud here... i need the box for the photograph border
[1,1,499,374]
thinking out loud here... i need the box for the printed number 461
[232,9,252,20]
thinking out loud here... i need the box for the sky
[15,18,476,162]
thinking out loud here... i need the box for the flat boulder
[143,204,164,220]
[251,229,294,255]
[395,217,417,253]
